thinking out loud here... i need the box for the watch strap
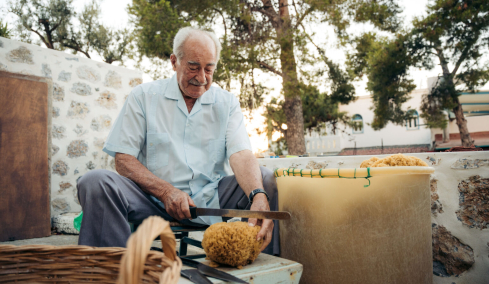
[249,188,269,203]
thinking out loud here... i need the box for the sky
[1,0,486,152]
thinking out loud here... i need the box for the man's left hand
[247,194,274,252]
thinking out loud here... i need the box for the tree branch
[213,8,227,37]
[29,27,50,48]
[250,6,277,22]
[292,0,313,29]
[257,60,283,77]
[434,45,450,76]
[452,34,478,76]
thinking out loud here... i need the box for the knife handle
[189,206,198,219]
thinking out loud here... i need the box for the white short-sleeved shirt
[103,74,252,225]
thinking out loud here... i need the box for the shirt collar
[165,74,215,104]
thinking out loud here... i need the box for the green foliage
[348,0,489,136]
[9,0,73,49]
[8,0,132,64]
[129,0,402,153]
[0,20,12,38]
[412,0,489,129]
[348,32,417,129]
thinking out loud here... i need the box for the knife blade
[181,269,213,284]
[189,207,291,220]
[181,257,247,283]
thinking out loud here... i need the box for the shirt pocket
[208,139,226,163]
[147,133,170,171]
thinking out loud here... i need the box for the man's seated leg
[77,169,174,247]
[218,166,280,256]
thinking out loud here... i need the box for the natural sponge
[202,222,263,268]
[360,153,428,168]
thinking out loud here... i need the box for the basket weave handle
[117,216,182,284]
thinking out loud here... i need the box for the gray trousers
[77,166,280,255]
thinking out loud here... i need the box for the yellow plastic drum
[276,167,434,284]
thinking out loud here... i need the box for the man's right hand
[159,186,196,221]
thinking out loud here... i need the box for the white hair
[173,27,221,62]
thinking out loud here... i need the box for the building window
[352,114,364,134]
[406,110,420,130]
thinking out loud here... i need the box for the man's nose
[196,67,206,83]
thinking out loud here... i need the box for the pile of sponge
[360,153,428,168]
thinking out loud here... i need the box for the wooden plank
[0,71,51,241]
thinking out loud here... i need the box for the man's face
[171,36,217,99]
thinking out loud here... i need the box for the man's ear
[170,54,178,71]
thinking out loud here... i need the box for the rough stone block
[73,124,88,137]
[58,182,73,193]
[67,140,88,158]
[432,224,475,277]
[104,70,122,89]
[70,82,92,96]
[86,161,96,170]
[52,125,66,139]
[67,101,90,119]
[52,107,60,118]
[451,159,489,169]
[58,70,71,82]
[431,179,443,216]
[129,77,143,87]
[53,83,65,101]
[7,46,34,64]
[41,63,51,78]
[52,145,60,156]
[456,175,489,229]
[76,65,101,82]
[0,62,7,71]
[52,160,69,176]
[52,197,70,213]
[95,90,117,109]
[90,115,112,131]
[93,137,105,148]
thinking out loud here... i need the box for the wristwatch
[248,188,269,204]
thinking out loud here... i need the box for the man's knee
[77,169,118,202]
[259,166,277,200]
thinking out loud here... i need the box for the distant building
[302,83,489,156]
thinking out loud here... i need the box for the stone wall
[259,151,489,284]
[0,37,142,217]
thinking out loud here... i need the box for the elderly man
[77,27,279,255]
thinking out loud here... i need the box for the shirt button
[150,143,153,146]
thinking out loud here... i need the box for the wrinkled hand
[248,194,274,252]
[159,186,196,221]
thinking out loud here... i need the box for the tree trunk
[278,0,306,155]
[435,47,474,148]
[452,97,474,147]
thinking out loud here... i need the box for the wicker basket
[0,216,182,283]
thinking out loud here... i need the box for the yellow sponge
[202,222,263,269]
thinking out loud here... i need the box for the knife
[181,269,213,284]
[181,257,247,283]
[189,207,291,220]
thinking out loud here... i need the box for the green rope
[283,167,372,188]
[364,167,371,187]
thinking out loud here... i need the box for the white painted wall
[0,37,142,217]
[338,89,432,149]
